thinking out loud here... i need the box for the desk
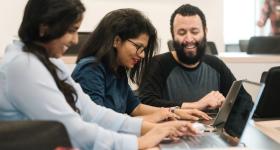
[241,122,279,149]
[254,120,280,143]
[160,122,280,150]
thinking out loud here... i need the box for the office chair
[260,71,268,83]
[0,120,72,150]
[254,66,280,118]
[64,32,91,56]
[205,41,218,55]
[239,39,249,52]
[167,40,218,55]
[247,36,280,54]
[167,40,174,51]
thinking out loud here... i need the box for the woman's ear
[39,24,49,37]
[113,36,121,48]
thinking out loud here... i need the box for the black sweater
[139,52,236,107]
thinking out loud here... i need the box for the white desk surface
[255,120,280,144]
[218,52,280,63]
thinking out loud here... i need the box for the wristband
[169,106,180,113]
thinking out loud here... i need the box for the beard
[173,37,207,65]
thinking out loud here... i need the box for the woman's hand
[174,108,212,121]
[141,107,180,123]
[137,121,197,149]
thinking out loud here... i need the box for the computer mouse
[192,122,206,134]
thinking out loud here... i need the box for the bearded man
[139,4,237,112]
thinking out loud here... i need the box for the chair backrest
[205,41,218,55]
[239,39,249,52]
[0,120,72,150]
[167,40,218,55]
[167,40,174,51]
[64,32,91,56]
[254,66,280,118]
[247,36,280,54]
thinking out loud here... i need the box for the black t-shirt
[138,52,236,107]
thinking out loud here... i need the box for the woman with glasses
[72,8,210,123]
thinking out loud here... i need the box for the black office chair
[254,66,280,118]
[0,120,72,150]
[205,41,218,55]
[247,36,280,54]
[167,40,175,51]
[239,39,249,52]
[167,40,218,55]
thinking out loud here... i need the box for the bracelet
[169,106,180,113]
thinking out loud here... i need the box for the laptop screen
[223,80,264,141]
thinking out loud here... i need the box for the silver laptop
[160,80,265,150]
[202,80,243,129]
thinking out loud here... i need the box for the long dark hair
[77,8,158,85]
[18,0,85,112]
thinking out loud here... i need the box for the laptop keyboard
[183,134,228,148]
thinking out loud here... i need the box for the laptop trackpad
[160,139,191,150]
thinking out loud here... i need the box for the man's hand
[181,91,225,110]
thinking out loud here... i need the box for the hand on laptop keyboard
[192,122,206,134]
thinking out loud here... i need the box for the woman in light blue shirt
[0,0,197,149]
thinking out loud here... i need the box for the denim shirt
[72,57,140,114]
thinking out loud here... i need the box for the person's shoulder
[3,40,35,65]
[202,54,229,72]
[72,56,105,79]
[4,50,41,72]
[202,54,225,65]
[76,56,97,66]
[75,57,105,71]
[152,52,173,63]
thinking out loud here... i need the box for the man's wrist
[169,106,180,113]
[181,102,201,109]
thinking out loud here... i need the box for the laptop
[201,80,243,130]
[160,80,265,150]
[254,66,280,118]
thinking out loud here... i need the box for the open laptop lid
[220,80,265,146]
[212,80,243,127]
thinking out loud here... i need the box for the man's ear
[39,24,49,37]
[113,36,121,48]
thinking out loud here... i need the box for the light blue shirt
[0,40,142,150]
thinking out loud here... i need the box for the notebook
[201,80,243,130]
[160,80,265,150]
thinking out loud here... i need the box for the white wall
[224,0,256,44]
[0,0,224,57]
[0,0,28,57]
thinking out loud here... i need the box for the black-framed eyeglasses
[127,39,146,55]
